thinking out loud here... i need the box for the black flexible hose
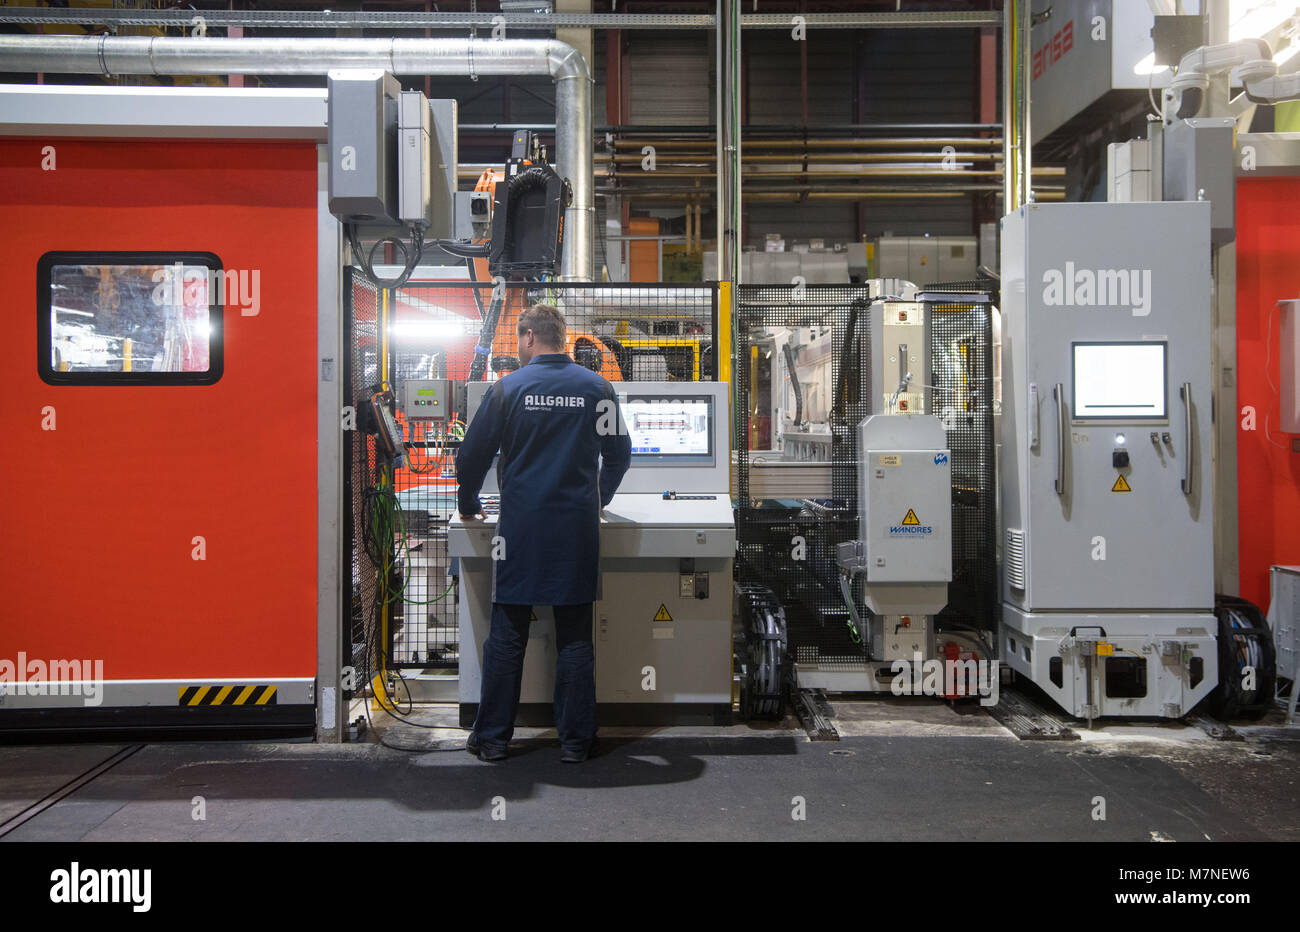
[432,239,491,258]
[782,342,803,427]
[831,297,866,423]
[497,166,552,267]
[468,288,506,382]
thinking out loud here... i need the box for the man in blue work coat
[456,303,632,763]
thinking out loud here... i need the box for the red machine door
[0,138,320,699]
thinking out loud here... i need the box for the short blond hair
[517,303,566,350]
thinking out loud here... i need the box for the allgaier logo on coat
[523,394,586,409]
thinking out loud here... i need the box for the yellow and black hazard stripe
[177,685,278,706]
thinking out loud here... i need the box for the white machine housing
[837,414,951,662]
[999,202,1218,719]
[449,380,735,725]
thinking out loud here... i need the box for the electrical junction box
[858,415,952,591]
[327,70,401,225]
[402,379,453,420]
[874,301,929,415]
[398,90,433,229]
[835,414,951,621]
[454,190,492,241]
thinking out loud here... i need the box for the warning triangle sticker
[653,604,673,622]
[901,508,921,526]
[1111,475,1132,492]
[530,610,538,621]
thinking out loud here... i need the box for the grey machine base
[1000,605,1218,719]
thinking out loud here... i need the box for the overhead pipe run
[0,35,595,281]
[0,8,1001,30]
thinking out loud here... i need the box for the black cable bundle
[1208,594,1277,721]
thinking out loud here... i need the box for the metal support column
[1002,0,1032,211]
[717,0,738,283]
[1205,0,1240,595]
[316,145,345,742]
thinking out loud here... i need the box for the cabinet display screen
[1072,342,1167,420]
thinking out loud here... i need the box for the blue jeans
[472,602,596,752]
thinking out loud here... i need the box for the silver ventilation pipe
[0,35,594,280]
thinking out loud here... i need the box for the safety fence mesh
[735,285,874,667]
[922,294,998,636]
[345,278,719,674]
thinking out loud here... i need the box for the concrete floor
[2,698,1297,842]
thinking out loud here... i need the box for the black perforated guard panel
[735,285,873,666]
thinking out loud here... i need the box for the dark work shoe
[561,737,599,764]
[466,734,507,761]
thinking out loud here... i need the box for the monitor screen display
[621,396,713,462]
[1072,342,1167,420]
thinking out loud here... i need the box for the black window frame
[38,250,225,386]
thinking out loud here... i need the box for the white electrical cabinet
[999,202,1218,719]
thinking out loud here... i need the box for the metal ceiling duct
[0,35,594,281]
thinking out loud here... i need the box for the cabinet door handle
[1180,382,1193,495]
[1053,382,1066,496]
[1028,382,1039,449]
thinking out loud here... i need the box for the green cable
[391,494,455,605]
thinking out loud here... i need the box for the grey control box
[402,379,453,420]
[327,70,401,225]
[398,95,458,236]
[397,90,433,228]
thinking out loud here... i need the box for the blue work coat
[455,353,632,605]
